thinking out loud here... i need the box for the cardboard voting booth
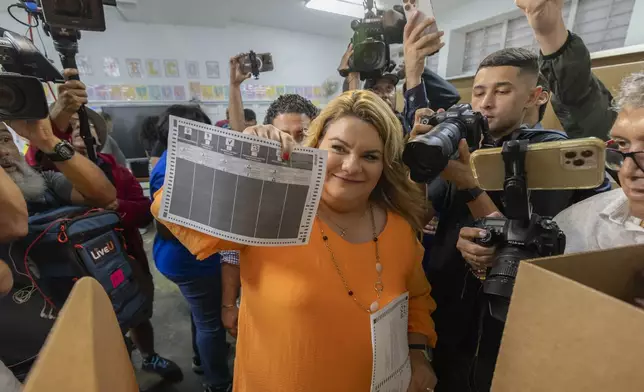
[23,277,138,392]
[493,244,644,392]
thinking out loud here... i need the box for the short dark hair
[244,108,257,122]
[537,73,550,122]
[101,111,112,123]
[477,48,539,78]
[264,94,319,126]
[157,105,211,149]
[139,115,159,154]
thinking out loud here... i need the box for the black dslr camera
[473,140,566,323]
[348,0,406,80]
[474,214,565,322]
[403,104,488,183]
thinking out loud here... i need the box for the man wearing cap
[338,13,460,135]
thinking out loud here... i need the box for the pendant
[370,301,379,313]
[375,262,383,273]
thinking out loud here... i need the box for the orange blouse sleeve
[151,188,246,260]
[407,238,438,347]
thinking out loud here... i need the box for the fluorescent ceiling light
[305,0,367,19]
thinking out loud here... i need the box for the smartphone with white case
[402,0,439,35]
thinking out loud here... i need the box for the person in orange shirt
[152,90,496,392]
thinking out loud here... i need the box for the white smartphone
[402,0,439,35]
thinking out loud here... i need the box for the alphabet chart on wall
[158,116,327,246]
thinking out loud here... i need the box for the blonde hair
[305,90,428,232]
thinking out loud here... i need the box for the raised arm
[517,0,615,139]
[151,188,244,259]
[339,44,361,92]
[0,166,28,241]
[11,119,116,208]
[403,11,446,127]
[228,54,252,132]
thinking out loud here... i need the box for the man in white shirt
[554,72,644,253]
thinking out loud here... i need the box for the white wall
[433,0,644,79]
[0,6,347,121]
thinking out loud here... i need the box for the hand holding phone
[403,1,444,85]
[402,0,439,35]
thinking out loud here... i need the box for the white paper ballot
[370,292,411,392]
[158,116,327,246]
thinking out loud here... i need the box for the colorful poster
[126,59,144,78]
[136,85,149,100]
[76,55,93,76]
[161,85,174,101]
[266,86,277,100]
[189,82,201,100]
[94,85,111,101]
[86,86,96,101]
[305,87,314,99]
[103,57,120,78]
[213,86,225,100]
[286,86,296,94]
[146,59,162,77]
[149,85,162,101]
[223,86,229,100]
[173,85,186,101]
[122,85,136,101]
[313,86,323,98]
[276,85,286,96]
[43,83,52,101]
[110,85,123,100]
[206,61,220,79]
[186,61,200,79]
[201,85,215,100]
[164,60,180,78]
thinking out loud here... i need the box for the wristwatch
[45,140,76,162]
[409,344,434,363]
[460,187,484,203]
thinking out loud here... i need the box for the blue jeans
[168,274,231,387]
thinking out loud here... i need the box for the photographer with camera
[408,48,610,392]
[0,117,117,381]
[339,11,460,135]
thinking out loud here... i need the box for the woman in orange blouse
[152,90,490,392]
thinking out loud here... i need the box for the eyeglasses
[605,141,644,172]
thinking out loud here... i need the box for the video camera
[403,104,488,183]
[1,0,106,160]
[346,0,406,81]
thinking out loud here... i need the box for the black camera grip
[60,54,97,162]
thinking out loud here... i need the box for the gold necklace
[319,207,368,238]
[318,205,384,313]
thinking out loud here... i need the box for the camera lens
[0,83,24,112]
[573,159,585,167]
[564,151,577,159]
[403,120,464,183]
[581,150,594,158]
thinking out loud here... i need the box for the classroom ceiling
[114,0,470,38]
